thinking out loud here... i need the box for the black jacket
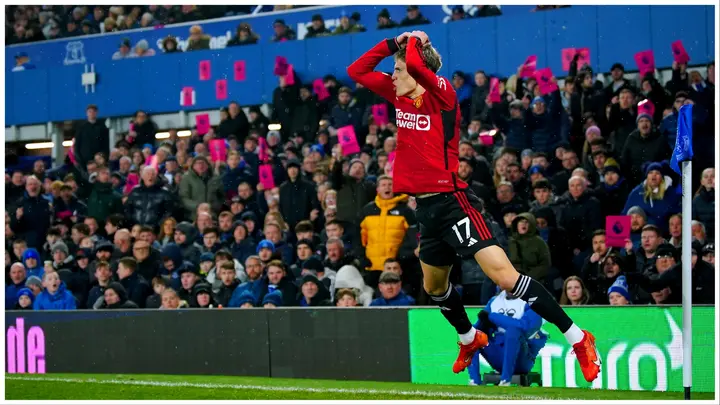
[620,129,671,186]
[132,120,158,148]
[215,279,240,307]
[653,260,715,305]
[58,266,90,309]
[305,25,331,38]
[558,192,603,251]
[594,179,631,218]
[118,272,152,309]
[272,85,299,137]
[74,120,110,169]
[607,104,637,155]
[692,188,715,241]
[124,179,175,226]
[10,194,52,249]
[217,112,250,140]
[400,14,431,27]
[279,178,319,230]
[136,250,162,283]
[291,96,320,142]
[86,284,108,309]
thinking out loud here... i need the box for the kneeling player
[468,290,547,386]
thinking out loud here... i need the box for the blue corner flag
[670,104,693,175]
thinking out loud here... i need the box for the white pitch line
[5,375,572,400]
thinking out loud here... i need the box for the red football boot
[452,330,489,373]
[573,330,601,382]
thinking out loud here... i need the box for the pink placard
[149,155,159,170]
[479,130,495,146]
[285,64,295,86]
[371,104,389,126]
[561,47,590,71]
[671,40,690,64]
[181,87,194,107]
[534,68,558,95]
[386,151,396,177]
[259,164,276,189]
[313,79,330,101]
[606,215,631,248]
[67,138,77,165]
[274,56,288,76]
[634,50,656,77]
[337,126,360,156]
[209,139,227,162]
[258,137,269,162]
[519,55,537,78]
[215,79,228,100]
[489,77,502,103]
[124,173,139,194]
[637,99,655,118]
[195,113,210,135]
[234,60,246,81]
[199,60,211,81]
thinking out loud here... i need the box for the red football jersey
[348,37,466,195]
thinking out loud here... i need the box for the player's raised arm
[347,38,399,102]
[404,33,456,111]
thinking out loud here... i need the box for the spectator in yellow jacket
[359,176,417,287]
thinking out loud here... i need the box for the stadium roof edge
[5,5,335,49]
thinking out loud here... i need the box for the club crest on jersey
[396,109,431,131]
[413,96,423,109]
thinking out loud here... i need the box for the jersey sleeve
[405,36,456,111]
[347,38,398,103]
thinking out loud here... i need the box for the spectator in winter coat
[305,14,331,38]
[495,100,530,152]
[332,14,364,35]
[33,272,77,310]
[177,263,203,307]
[161,35,182,53]
[228,256,265,307]
[359,176,416,273]
[226,22,259,46]
[639,75,669,125]
[607,89,637,155]
[117,257,152,308]
[587,252,650,305]
[528,179,564,221]
[298,274,332,307]
[186,25,210,51]
[559,176,603,255]
[13,288,34,310]
[179,156,225,220]
[222,152,253,198]
[229,221,257,264]
[272,75,299,139]
[570,72,604,140]
[620,115,671,186]
[271,19,296,42]
[603,63,636,106]
[508,213,552,283]
[650,248,715,305]
[259,260,298,306]
[400,5,430,27]
[625,224,665,276]
[191,283,217,308]
[376,8,398,29]
[525,91,564,155]
[291,86,320,143]
[6,263,27,309]
[622,163,680,232]
[214,262,241,307]
[128,110,158,148]
[692,168,715,241]
[330,152,377,226]
[86,261,113,309]
[125,166,175,227]
[10,176,52,249]
[594,160,630,218]
[87,166,123,222]
[330,87,363,134]
[262,225,294,264]
[21,248,43,279]
[58,248,91,308]
[164,239,193,286]
[550,149,579,196]
[279,159,320,230]
[97,282,139,309]
[607,276,632,306]
[146,276,171,308]
[74,105,109,173]
[370,271,415,306]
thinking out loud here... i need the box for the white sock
[459,327,477,345]
[564,324,584,346]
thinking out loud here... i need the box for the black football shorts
[415,188,499,267]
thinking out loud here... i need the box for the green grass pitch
[4,374,716,400]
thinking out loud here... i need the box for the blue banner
[670,104,694,174]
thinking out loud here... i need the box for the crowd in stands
[5,15,716,311]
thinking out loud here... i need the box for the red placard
[274,56,288,76]
[561,47,590,71]
[313,79,330,101]
[371,104,389,126]
[209,139,227,162]
[489,77,502,103]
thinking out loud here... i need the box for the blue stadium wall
[5,5,716,126]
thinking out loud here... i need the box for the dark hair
[326,220,344,229]
[139,225,154,234]
[72,223,90,235]
[294,220,314,234]
[220,261,235,272]
[384,257,400,266]
[86,104,98,111]
[96,260,110,269]
[592,229,606,238]
[12,239,27,246]
[531,179,551,191]
[107,214,124,228]
[118,257,137,272]
[203,227,219,237]
[641,224,661,236]
[531,152,548,160]
[215,250,232,261]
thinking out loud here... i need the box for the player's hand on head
[410,30,429,45]
[396,32,412,47]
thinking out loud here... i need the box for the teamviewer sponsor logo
[396,109,431,131]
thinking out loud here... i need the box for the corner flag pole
[681,158,692,400]
[671,103,693,400]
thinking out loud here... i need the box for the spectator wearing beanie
[297,275,332,307]
[607,275,632,306]
[622,162,680,232]
[626,206,649,249]
[25,276,43,297]
[594,158,630,217]
[174,222,201,265]
[14,288,35,310]
[21,248,44,279]
[620,112,671,186]
[509,212,552,285]
[262,290,284,308]
[692,168,715,241]
[306,14,331,38]
[191,282,217,308]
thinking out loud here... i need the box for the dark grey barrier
[5,308,411,382]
